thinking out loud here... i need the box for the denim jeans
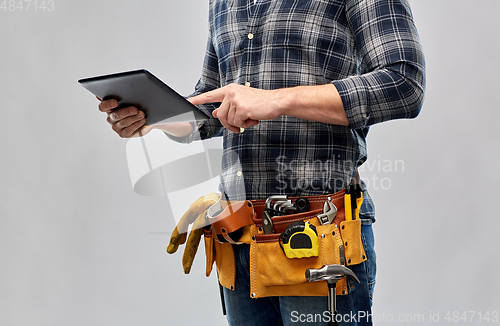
[222,219,376,326]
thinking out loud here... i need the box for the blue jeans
[223,219,376,326]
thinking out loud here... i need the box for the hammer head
[306,264,360,284]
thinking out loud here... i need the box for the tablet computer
[78,69,209,125]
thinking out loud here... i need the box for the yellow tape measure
[279,221,319,258]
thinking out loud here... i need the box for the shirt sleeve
[166,21,224,144]
[332,0,426,129]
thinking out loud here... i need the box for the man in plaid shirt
[101,0,425,324]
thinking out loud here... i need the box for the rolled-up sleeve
[332,0,426,129]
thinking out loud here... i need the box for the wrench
[317,197,337,225]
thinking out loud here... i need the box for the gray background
[1,0,499,325]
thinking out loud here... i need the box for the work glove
[166,192,220,274]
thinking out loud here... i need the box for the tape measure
[279,221,319,259]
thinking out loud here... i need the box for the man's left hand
[188,83,285,133]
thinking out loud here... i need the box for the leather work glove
[166,192,220,274]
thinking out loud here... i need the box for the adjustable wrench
[317,197,337,225]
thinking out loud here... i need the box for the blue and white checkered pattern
[178,0,425,207]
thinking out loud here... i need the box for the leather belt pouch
[204,228,237,291]
[339,219,367,266]
[203,200,255,291]
[249,217,353,298]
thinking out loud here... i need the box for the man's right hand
[98,98,153,138]
[98,98,195,138]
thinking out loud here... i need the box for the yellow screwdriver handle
[344,192,352,221]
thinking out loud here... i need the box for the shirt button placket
[245,17,255,91]
[245,31,254,88]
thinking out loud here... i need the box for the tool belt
[203,188,367,299]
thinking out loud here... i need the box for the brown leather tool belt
[207,190,347,244]
[207,168,362,244]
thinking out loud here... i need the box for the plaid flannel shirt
[174,0,425,213]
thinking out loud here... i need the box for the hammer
[306,265,360,326]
